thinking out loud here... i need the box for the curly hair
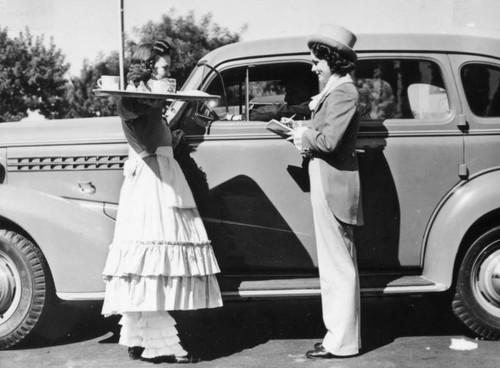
[127,39,174,86]
[310,43,356,76]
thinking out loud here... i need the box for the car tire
[0,229,48,349]
[452,226,500,340]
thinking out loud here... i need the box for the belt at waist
[129,146,173,159]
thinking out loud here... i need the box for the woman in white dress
[101,40,222,364]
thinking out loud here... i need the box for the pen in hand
[281,114,296,128]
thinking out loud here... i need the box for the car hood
[0,116,125,147]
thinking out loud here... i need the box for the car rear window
[461,63,500,117]
[355,59,450,121]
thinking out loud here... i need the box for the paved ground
[1,294,498,367]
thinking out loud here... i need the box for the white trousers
[309,158,361,356]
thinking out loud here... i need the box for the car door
[449,54,500,175]
[174,58,320,280]
[353,54,465,272]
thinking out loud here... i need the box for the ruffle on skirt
[103,241,220,277]
[119,311,187,358]
[102,274,222,314]
[102,145,223,314]
[112,206,210,245]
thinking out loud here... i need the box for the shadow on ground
[13,294,472,360]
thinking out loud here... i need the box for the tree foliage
[0,28,69,122]
[68,9,245,119]
[133,9,245,85]
[0,10,244,121]
[64,53,120,118]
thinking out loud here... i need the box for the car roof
[200,28,500,67]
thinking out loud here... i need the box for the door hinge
[458,163,468,179]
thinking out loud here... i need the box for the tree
[135,9,245,85]
[64,53,120,118]
[0,28,70,122]
[0,10,244,120]
[68,9,245,118]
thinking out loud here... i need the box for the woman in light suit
[289,24,363,359]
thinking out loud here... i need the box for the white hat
[307,24,357,62]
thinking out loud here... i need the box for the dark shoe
[174,354,201,364]
[140,355,176,363]
[306,344,334,359]
[128,346,144,360]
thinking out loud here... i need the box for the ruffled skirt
[102,146,223,315]
[119,311,187,358]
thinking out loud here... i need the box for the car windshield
[182,64,209,91]
[167,63,219,122]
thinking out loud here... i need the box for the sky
[1,0,500,76]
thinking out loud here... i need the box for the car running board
[220,275,447,300]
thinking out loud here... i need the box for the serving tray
[93,89,220,101]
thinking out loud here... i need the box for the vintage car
[1,28,500,348]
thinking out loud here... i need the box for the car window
[205,62,318,121]
[354,59,450,121]
[461,63,500,117]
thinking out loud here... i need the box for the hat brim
[308,36,357,62]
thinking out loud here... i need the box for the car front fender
[0,185,114,300]
[423,168,500,287]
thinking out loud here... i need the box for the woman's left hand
[281,116,300,141]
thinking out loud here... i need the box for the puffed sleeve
[116,97,150,120]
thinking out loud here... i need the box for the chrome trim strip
[203,217,308,235]
[222,289,320,298]
[223,283,446,299]
[57,292,105,301]
[57,283,446,301]
[362,283,446,294]
[189,130,467,142]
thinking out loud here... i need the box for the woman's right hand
[171,129,186,149]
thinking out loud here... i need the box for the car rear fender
[423,168,500,287]
[0,185,114,298]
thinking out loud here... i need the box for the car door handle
[78,181,96,194]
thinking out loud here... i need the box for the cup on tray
[96,75,120,90]
[147,78,176,94]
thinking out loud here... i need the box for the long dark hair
[127,40,173,86]
[310,43,356,76]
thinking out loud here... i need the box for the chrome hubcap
[0,252,20,320]
[475,245,500,316]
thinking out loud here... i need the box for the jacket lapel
[312,75,353,118]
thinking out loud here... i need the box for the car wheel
[452,226,500,340]
[0,229,48,349]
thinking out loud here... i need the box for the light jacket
[298,78,363,225]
